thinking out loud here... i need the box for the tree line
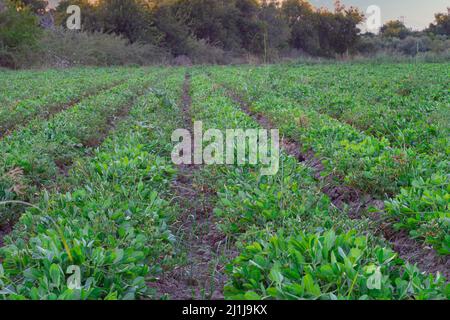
[1,0,449,68]
[51,0,366,59]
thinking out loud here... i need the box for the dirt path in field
[0,78,128,140]
[220,83,450,279]
[148,74,229,300]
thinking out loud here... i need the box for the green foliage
[0,2,40,47]
[0,118,176,300]
[427,11,450,36]
[225,230,448,300]
[0,67,131,134]
[211,63,450,253]
[188,71,448,301]
[0,68,155,225]
[386,175,450,255]
[0,64,448,301]
[0,70,185,300]
[0,0,41,67]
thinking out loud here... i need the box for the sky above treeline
[47,0,449,31]
[310,0,448,30]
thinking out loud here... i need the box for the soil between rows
[148,74,231,300]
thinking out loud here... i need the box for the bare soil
[0,222,12,248]
[148,74,230,300]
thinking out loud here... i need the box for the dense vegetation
[0,0,449,68]
[0,62,448,300]
[212,63,450,254]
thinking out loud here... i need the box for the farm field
[0,63,449,300]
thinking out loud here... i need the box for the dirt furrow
[220,83,449,279]
[148,74,229,300]
[0,223,12,247]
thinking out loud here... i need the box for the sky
[309,0,449,30]
[47,0,449,31]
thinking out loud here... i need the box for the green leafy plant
[225,230,448,300]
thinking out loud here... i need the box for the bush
[183,38,231,65]
[356,33,450,59]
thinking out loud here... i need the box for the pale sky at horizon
[47,0,449,30]
[310,0,449,30]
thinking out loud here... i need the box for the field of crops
[0,63,448,300]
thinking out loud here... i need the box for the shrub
[184,38,231,65]
[356,34,450,60]
[24,28,171,68]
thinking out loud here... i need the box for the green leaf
[269,265,284,285]
[244,291,262,300]
[302,274,321,297]
[49,264,61,288]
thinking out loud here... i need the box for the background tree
[281,0,362,56]
[12,0,47,14]
[97,0,161,43]
[153,0,266,57]
[258,0,290,60]
[164,0,241,51]
[281,0,319,54]
[327,3,363,55]
[56,0,162,45]
[427,9,450,36]
[152,1,196,56]
[380,20,411,39]
[233,0,263,54]
[0,0,41,67]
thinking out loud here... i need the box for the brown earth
[148,73,231,300]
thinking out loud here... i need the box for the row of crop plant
[238,63,449,155]
[186,72,448,300]
[0,68,141,137]
[209,65,449,255]
[0,70,186,300]
[0,68,166,227]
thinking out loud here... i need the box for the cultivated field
[0,63,448,300]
